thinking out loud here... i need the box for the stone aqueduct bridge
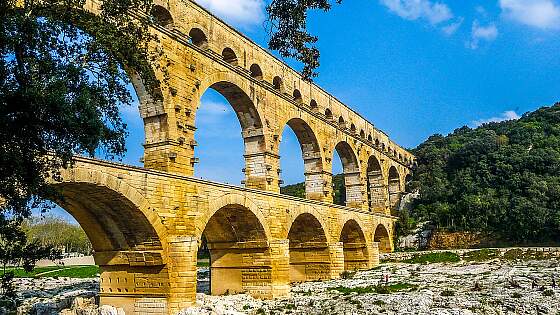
[57,0,415,313]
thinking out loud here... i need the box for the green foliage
[502,249,553,261]
[403,252,460,264]
[511,292,522,299]
[543,289,554,297]
[409,104,560,243]
[1,0,160,304]
[266,0,341,79]
[23,216,92,255]
[462,249,500,261]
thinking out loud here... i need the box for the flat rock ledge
[15,258,560,315]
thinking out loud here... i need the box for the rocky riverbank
[15,253,560,314]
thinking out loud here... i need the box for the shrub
[462,249,500,261]
[441,289,455,296]
[543,289,554,297]
[403,252,460,264]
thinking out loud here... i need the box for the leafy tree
[408,104,560,244]
[1,0,160,303]
[266,0,341,79]
[24,216,92,255]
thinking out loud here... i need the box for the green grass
[197,261,209,267]
[403,252,461,264]
[462,249,500,261]
[1,265,99,278]
[503,249,553,261]
[328,283,418,295]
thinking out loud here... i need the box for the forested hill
[408,103,560,243]
[281,103,560,244]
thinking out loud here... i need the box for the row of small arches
[149,5,413,166]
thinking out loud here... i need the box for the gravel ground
[15,258,560,314]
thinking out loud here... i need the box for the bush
[340,270,356,279]
[462,249,500,261]
[441,289,455,296]
[511,292,522,299]
[403,252,460,264]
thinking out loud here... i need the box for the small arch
[325,108,333,120]
[222,47,238,65]
[360,130,365,139]
[333,141,361,207]
[150,5,173,27]
[310,99,318,110]
[189,28,208,49]
[388,166,401,211]
[273,76,284,92]
[287,213,330,282]
[339,219,369,271]
[201,204,271,295]
[338,116,345,128]
[367,135,373,142]
[374,224,392,253]
[375,139,380,147]
[293,89,303,103]
[367,156,386,212]
[249,64,263,80]
[350,123,356,134]
[281,118,324,200]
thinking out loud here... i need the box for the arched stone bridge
[54,0,415,313]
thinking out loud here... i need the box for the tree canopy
[408,104,560,243]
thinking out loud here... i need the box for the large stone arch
[367,155,387,213]
[52,167,170,313]
[339,219,370,271]
[279,117,325,200]
[196,72,273,190]
[197,193,272,241]
[56,167,167,252]
[374,223,392,253]
[286,212,332,282]
[197,197,273,297]
[333,141,363,208]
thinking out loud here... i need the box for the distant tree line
[407,104,560,244]
[23,217,92,255]
[281,174,346,206]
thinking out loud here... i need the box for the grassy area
[1,265,100,278]
[328,283,418,295]
[462,249,500,261]
[402,252,461,264]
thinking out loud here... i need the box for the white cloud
[472,110,520,127]
[379,0,454,25]
[198,101,230,115]
[468,20,498,49]
[500,0,560,30]
[195,0,265,28]
[442,17,463,35]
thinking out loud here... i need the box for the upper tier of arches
[143,0,415,168]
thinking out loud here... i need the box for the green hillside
[282,103,560,244]
[408,103,560,243]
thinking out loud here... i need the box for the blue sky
[46,0,560,222]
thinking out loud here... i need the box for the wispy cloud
[468,20,498,49]
[195,0,265,28]
[198,101,230,115]
[471,110,520,127]
[499,0,560,30]
[379,0,454,25]
[442,17,463,35]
